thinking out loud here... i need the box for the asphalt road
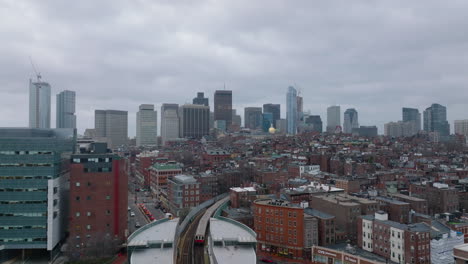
[127,176,165,235]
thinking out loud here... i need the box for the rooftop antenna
[29,56,41,82]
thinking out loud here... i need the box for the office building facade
[0,128,75,258]
[455,120,468,138]
[286,86,298,135]
[136,104,157,147]
[161,104,180,145]
[326,106,341,133]
[352,126,378,137]
[263,104,280,128]
[56,90,76,129]
[402,107,421,135]
[179,104,210,139]
[94,110,128,149]
[244,107,263,129]
[304,115,323,133]
[214,90,232,129]
[192,92,209,106]
[423,103,450,137]
[29,79,51,129]
[343,108,359,134]
[262,112,273,132]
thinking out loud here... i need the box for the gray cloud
[1,0,467,136]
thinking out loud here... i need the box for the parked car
[130,212,135,217]
[135,222,141,228]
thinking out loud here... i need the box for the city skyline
[2,1,468,136]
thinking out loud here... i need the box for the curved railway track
[176,209,205,264]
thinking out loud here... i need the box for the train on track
[194,196,229,245]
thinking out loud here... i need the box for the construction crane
[29,56,42,82]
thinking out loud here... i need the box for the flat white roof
[211,245,257,264]
[210,218,256,243]
[129,219,178,264]
[230,187,256,193]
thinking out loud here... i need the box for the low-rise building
[167,175,200,216]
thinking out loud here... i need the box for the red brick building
[69,143,128,254]
[149,163,182,196]
[253,199,318,262]
[410,182,459,214]
[135,151,160,188]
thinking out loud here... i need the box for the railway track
[176,209,206,264]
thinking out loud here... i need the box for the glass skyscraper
[263,104,280,128]
[0,128,75,258]
[343,108,359,134]
[402,107,421,134]
[56,90,76,129]
[214,90,232,129]
[29,79,51,129]
[286,86,297,135]
[423,103,450,137]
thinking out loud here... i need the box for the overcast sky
[1,0,468,136]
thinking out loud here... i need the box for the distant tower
[402,107,421,135]
[95,110,128,149]
[263,104,280,128]
[179,104,210,139]
[136,104,157,147]
[244,107,263,129]
[423,103,450,137]
[29,78,51,129]
[161,104,180,145]
[56,90,76,129]
[286,86,298,135]
[326,106,340,133]
[193,92,209,106]
[214,90,232,129]
[343,108,359,134]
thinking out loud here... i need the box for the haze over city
[2,0,468,135]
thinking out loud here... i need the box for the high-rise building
[94,110,128,149]
[304,115,322,133]
[214,90,232,129]
[262,112,273,132]
[276,119,287,134]
[179,104,210,139]
[263,104,280,128]
[352,126,378,137]
[0,128,75,258]
[68,142,128,255]
[161,104,179,145]
[136,104,157,147]
[402,107,421,135]
[384,121,415,138]
[297,95,304,122]
[56,90,76,129]
[423,103,450,137]
[29,79,51,128]
[231,109,241,131]
[244,107,262,129]
[455,120,468,138]
[286,86,298,135]
[192,92,209,106]
[343,108,359,134]
[326,106,341,133]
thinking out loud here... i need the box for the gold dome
[268,124,276,134]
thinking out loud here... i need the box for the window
[76,196,80,201]
[76,182,80,187]
[106,195,110,200]
[87,182,91,187]
[86,225,91,230]
[87,212,91,216]
[76,212,80,217]
[86,196,91,200]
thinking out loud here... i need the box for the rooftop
[209,218,257,264]
[375,196,410,205]
[304,208,335,219]
[152,163,182,170]
[230,187,256,193]
[172,174,197,184]
[128,218,178,264]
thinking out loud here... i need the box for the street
[127,175,165,235]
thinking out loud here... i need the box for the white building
[136,104,157,147]
[326,105,341,133]
[161,104,179,145]
[455,120,468,137]
[29,78,51,128]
